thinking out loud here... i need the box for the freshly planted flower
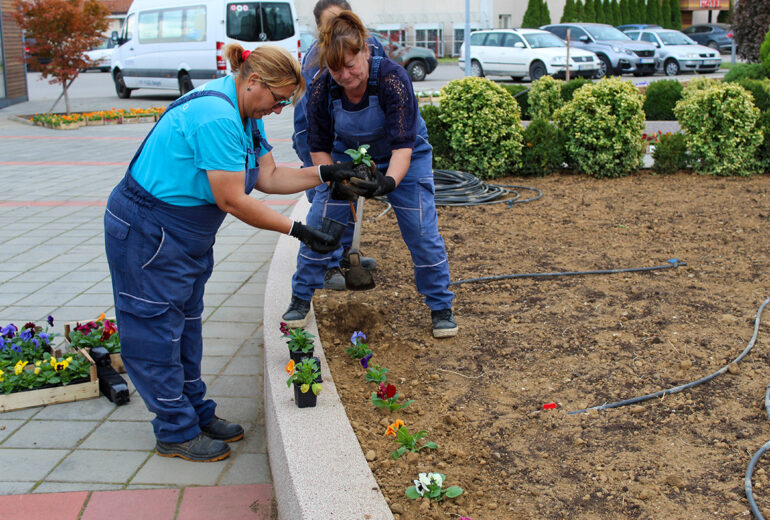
[371,383,413,412]
[280,322,315,355]
[344,144,373,168]
[405,472,463,501]
[286,358,322,396]
[359,352,373,368]
[385,419,438,459]
[364,364,388,384]
[0,318,57,364]
[346,331,372,360]
[68,313,120,354]
[0,352,91,394]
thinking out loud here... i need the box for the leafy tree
[717,0,732,24]
[584,0,596,22]
[13,0,109,115]
[646,0,660,26]
[612,0,621,26]
[620,0,631,24]
[660,0,671,29]
[522,0,542,28]
[596,0,606,24]
[732,0,770,62]
[630,0,642,22]
[669,0,681,30]
[761,25,770,73]
[575,0,584,21]
[540,0,552,26]
[561,0,575,23]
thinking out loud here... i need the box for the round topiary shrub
[723,62,769,82]
[674,82,762,176]
[562,76,590,102]
[757,111,770,173]
[643,79,683,121]
[438,77,523,179]
[527,76,564,120]
[553,77,645,178]
[682,76,718,98]
[519,119,566,176]
[734,78,770,112]
[420,104,452,169]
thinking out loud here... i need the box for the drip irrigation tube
[432,169,542,207]
[450,258,686,287]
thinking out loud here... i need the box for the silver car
[541,23,657,78]
[625,28,721,76]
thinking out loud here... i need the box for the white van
[111,0,300,98]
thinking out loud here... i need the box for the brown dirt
[313,171,770,520]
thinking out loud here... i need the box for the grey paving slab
[106,399,154,422]
[207,306,262,324]
[47,449,151,483]
[218,453,271,485]
[131,454,226,487]
[207,375,260,398]
[237,424,267,453]
[238,336,264,357]
[201,355,230,376]
[34,482,123,493]
[222,356,262,376]
[0,482,37,494]
[201,321,259,339]
[80,421,156,451]
[209,397,263,426]
[0,407,42,420]
[33,396,115,421]
[2,420,99,448]
[0,448,70,480]
[0,419,26,443]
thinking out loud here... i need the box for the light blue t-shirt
[131,76,270,206]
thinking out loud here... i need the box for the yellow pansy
[14,361,28,375]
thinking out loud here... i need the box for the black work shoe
[341,249,377,271]
[155,432,230,462]
[201,416,244,442]
[323,267,346,291]
[282,295,311,328]
[431,309,458,338]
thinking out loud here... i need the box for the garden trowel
[345,196,375,291]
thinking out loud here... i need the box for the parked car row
[459,22,726,81]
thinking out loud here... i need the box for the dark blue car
[681,23,733,53]
[617,24,661,33]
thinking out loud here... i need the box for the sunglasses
[262,82,293,108]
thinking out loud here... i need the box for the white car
[458,28,599,81]
[83,37,116,72]
[625,28,721,76]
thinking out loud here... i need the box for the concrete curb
[264,198,394,520]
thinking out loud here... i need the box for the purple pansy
[360,353,373,369]
[1,324,17,338]
[0,337,5,351]
[11,344,21,353]
[350,331,366,344]
[20,328,33,341]
[39,332,49,344]
[47,315,54,326]
[32,338,39,349]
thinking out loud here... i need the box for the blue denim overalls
[291,56,454,310]
[104,90,269,443]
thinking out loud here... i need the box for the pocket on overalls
[104,209,130,272]
[417,177,438,237]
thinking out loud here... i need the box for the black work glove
[331,179,366,201]
[318,161,358,184]
[348,170,396,198]
[289,221,340,254]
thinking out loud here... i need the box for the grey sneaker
[341,250,377,271]
[155,432,230,462]
[323,267,346,291]
[282,295,311,328]
[201,416,244,442]
[431,309,458,338]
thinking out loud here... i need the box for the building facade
[294,0,719,57]
[0,0,27,108]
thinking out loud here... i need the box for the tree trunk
[63,80,71,115]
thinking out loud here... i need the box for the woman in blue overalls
[291,0,385,292]
[283,10,459,339]
[104,44,360,462]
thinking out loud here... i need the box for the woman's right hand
[289,221,340,253]
[318,161,358,183]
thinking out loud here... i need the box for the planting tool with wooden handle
[345,196,375,291]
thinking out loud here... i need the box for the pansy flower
[20,329,33,341]
[23,322,36,330]
[47,315,54,327]
[0,337,5,351]
[285,359,295,374]
[14,360,28,375]
[39,332,49,345]
[279,322,290,335]
[377,383,397,400]
[1,324,17,338]
[359,353,373,369]
[385,419,405,436]
[350,331,366,344]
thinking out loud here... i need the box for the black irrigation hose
[569,297,770,416]
[450,258,687,287]
[432,169,542,207]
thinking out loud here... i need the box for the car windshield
[92,38,115,50]
[658,31,694,45]
[585,25,631,41]
[523,32,565,48]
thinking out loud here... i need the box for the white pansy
[418,473,432,487]
[413,479,426,496]
[429,472,443,488]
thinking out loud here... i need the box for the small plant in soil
[406,472,463,501]
[286,358,322,396]
[364,364,388,384]
[371,382,413,412]
[69,313,120,354]
[344,145,377,179]
[346,331,372,360]
[280,322,314,356]
[385,419,438,459]
[0,317,57,364]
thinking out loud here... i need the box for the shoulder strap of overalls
[127,90,235,175]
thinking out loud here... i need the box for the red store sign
[699,0,721,8]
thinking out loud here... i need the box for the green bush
[682,76,718,98]
[674,82,762,176]
[438,77,523,179]
[652,132,689,174]
[735,78,770,112]
[723,62,769,82]
[501,84,530,119]
[519,119,566,176]
[758,111,770,173]
[527,76,564,120]
[762,25,770,72]
[420,104,452,169]
[553,77,645,178]
[562,76,590,102]
[643,79,683,120]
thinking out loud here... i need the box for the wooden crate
[62,319,125,373]
[0,365,98,412]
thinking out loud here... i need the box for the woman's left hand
[349,170,396,198]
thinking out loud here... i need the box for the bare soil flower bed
[314,171,770,519]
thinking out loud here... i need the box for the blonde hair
[224,44,305,104]
[317,10,368,71]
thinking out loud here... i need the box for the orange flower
[97,312,106,321]
[385,419,405,436]
[285,360,295,374]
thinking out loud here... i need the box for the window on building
[377,29,405,46]
[454,27,483,56]
[415,27,442,57]
[499,14,512,29]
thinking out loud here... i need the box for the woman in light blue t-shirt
[104,44,364,463]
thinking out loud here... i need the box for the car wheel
[406,60,427,82]
[179,72,194,95]
[114,69,132,99]
[470,60,484,77]
[529,61,547,82]
[664,58,680,76]
[595,55,611,79]
[708,41,719,51]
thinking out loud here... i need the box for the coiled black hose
[432,169,542,207]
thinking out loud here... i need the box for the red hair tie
[242,50,251,61]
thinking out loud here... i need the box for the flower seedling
[344,145,373,168]
[371,382,413,412]
[364,364,388,384]
[385,419,437,459]
[346,331,372,360]
[69,313,120,354]
[0,352,91,394]
[406,472,463,501]
[279,322,315,355]
[286,358,322,396]
[0,316,58,364]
